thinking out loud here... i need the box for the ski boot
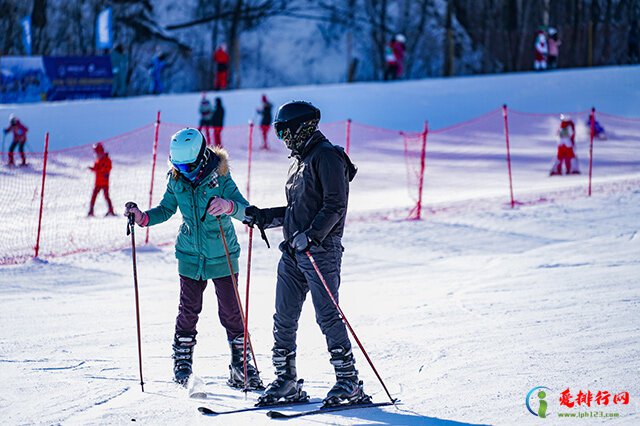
[323,346,371,407]
[256,349,308,406]
[227,335,264,390]
[172,331,196,386]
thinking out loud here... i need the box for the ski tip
[266,410,287,419]
[198,406,217,415]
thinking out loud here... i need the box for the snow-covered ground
[1,190,639,425]
[1,67,639,425]
[1,65,639,149]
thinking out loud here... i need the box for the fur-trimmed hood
[211,146,229,176]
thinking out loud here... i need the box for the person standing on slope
[550,114,580,175]
[3,114,28,167]
[243,101,365,407]
[256,94,273,150]
[87,142,116,217]
[212,97,225,147]
[198,94,214,143]
[124,128,263,389]
[213,44,229,90]
[534,28,548,71]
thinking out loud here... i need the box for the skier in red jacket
[3,114,29,167]
[213,44,229,90]
[550,115,580,175]
[88,143,116,216]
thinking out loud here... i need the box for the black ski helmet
[273,101,321,152]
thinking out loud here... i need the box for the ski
[198,398,322,416]
[266,401,395,419]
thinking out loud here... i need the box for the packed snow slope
[1,191,639,425]
[1,66,639,425]
[0,65,638,150]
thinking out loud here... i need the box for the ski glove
[290,231,311,253]
[124,202,149,226]
[243,205,265,228]
[207,197,234,216]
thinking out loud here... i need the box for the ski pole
[126,213,145,392]
[1,131,5,163]
[305,251,396,404]
[215,215,260,376]
[243,226,254,391]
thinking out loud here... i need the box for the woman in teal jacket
[125,128,263,389]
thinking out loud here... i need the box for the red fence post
[345,119,352,155]
[588,107,595,197]
[502,104,516,208]
[415,121,428,220]
[34,132,50,259]
[247,120,254,202]
[145,111,161,245]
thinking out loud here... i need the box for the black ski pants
[272,235,351,353]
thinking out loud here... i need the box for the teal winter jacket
[145,147,248,280]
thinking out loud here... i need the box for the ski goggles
[274,122,288,140]
[172,161,199,173]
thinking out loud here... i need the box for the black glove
[290,231,310,253]
[243,205,265,228]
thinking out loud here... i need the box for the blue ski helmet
[170,128,207,181]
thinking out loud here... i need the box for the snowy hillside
[1,66,639,425]
[1,65,639,150]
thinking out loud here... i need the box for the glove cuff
[139,212,150,227]
[225,200,235,215]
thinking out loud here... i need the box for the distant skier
[550,115,580,175]
[213,44,229,90]
[588,117,607,140]
[547,28,561,69]
[123,128,263,389]
[256,94,273,149]
[3,114,28,167]
[212,97,224,147]
[243,101,365,407]
[110,44,128,97]
[149,49,166,95]
[534,28,548,71]
[198,94,214,144]
[384,34,406,80]
[87,142,116,217]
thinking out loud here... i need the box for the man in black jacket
[244,101,364,406]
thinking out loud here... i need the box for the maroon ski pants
[175,274,243,340]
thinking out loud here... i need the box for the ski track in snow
[2,67,640,424]
[1,188,639,425]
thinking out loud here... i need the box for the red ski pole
[305,251,396,404]
[215,216,260,376]
[243,226,254,391]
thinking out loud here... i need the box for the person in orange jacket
[213,44,229,90]
[88,142,116,216]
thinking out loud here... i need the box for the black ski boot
[323,346,371,406]
[172,331,196,386]
[227,335,264,390]
[257,349,308,406]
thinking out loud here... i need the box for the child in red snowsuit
[3,115,28,166]
[213,44,229,90]
[550,115,580,175]
[88,143,116,216]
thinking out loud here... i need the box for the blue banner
[0,56,50,103]
[20,16,32,55]
[43,56,113,101]
[95,8,113,50]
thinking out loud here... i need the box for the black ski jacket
[261,131,357,245]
